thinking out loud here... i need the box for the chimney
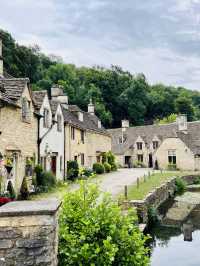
[0,37,3,77]
[88,98,95,115]
[176,114,187,131]
[51,85,68,105]
[122,120,129,129]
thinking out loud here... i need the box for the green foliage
[58,182,149,266]
[133,161,146,168]
[7,181,16,199]
[193,176,200,184]
[155,113,177,125]
[34,164,43,186]
[93,163,105,174]
[67,160,79,180]
[103,162,112,173]
[168,163,177,171]
[111,162,118,171]
[20,177,29,200]
[79,167,96,179]
[2,28,200,127]
[175,178,186,195]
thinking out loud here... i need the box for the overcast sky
[1,0,200,90]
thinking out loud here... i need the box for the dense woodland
[1,29,200,128]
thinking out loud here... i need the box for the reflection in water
[182,221,193,242]
[149,205,200,266]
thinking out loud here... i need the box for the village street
[69,168,153,198]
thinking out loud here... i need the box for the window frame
[153,141,159,150]
[137,142,143,150]
[137,154,143,162]
[71,127,75,140]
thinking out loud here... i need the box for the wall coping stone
[0,199,61,217]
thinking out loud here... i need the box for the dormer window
[43,108,50,128]
[57,114,62,132]
[153,141,159,149]
[137,142,143,150]
[22,97,31,123]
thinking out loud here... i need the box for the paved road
[94,168,153,197]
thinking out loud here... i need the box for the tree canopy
[1,28,200,128]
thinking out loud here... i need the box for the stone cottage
[51,86,111,170]
[108,115,200,171]
[0,38,37,193]
[32,88,65,180]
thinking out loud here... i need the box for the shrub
[34,164,43,186]
[193,176,200,184]
[42,171,56,188]
[103,162,111,173]
[7,181,16,199]
[111,162,118,171]
[20,177,29,200]
[93,163,105,174]
[175,177,186,195]
[58,182,149,266]
[67,160,79,180]
[106,151,115,165]
[133,161,146,168]
[168,163,177,171]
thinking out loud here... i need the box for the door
[51,156,57,175]
[149,154,153,168]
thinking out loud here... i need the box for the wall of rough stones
[0,199,61,266]
[122,175,199,223]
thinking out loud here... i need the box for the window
[153,141,159,149]
[60,156,62,171]
[74,155,78,161]
[137,154,143,162]
[22,97,31,122]
[119,134,127,144]
[96,156,101,163]
[81,130,85,143]
[71,127,75,140]
[57,114,62,132]
[43,108,50,128]
[168,150,176,165]
[137,142,143,150]
[81,153,85,166]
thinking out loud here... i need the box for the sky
[1,0,200,90]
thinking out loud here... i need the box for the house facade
[33,89,65,180]
[108,115,200,171]
[0,76,38,193]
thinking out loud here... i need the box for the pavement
[94,168,153,198]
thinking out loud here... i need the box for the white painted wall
[39,95,64,180]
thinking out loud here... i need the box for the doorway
[149,154,153,168]
[125,156,131,168]
[51,156,57,175]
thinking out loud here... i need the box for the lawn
[29,182,72,200]
[125,171,193,200]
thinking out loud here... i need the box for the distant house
[108,115,200,171]
[50,86,111,170]
[32,88,65,180]
[0,37,37,192]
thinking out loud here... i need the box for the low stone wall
[0,199,61,266]
[122,175,198,223]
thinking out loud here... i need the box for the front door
[149,154,153,168]
[51,156,57,175]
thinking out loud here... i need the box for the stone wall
[122,175,199,223]
[0,199,61,266]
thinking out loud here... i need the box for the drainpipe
[36,114,42,165]
[63,122,66,181]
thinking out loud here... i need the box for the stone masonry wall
[0,199,61,266]
[122,175,199,223]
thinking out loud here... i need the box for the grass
[29,182,71,200]
[125,171,193,200]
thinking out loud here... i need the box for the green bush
[111,162,118,171]
[93,163,105,174]
[193,176,200,184]
[67,160,79,180]
[103,162,111,173]
[7,181,16,199]
[175,178,186,195]
[106,151,115,165]
[20,177,29,200]
[133,161,146,168]
[42,171,56,187]
[168,163,177,170]
[58,182,149,266]
[34,164,43,186]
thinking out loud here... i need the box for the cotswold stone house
[52,87,111,170]
[108,115,200,171]
[0,39,37,192]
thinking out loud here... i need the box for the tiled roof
[0,78,29,105]
[108,121,200,155]
[32,90,47,111]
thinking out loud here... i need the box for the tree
[59,182,149,266]
[175,96,194,121]
[155,113,177,125]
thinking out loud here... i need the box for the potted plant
[5,158,13,174]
